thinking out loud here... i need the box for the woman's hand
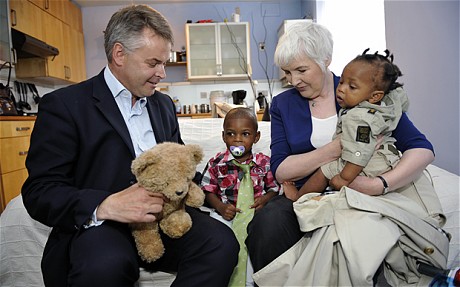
[276,136,342,183]
[349,148,434,196]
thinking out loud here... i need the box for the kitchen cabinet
[0,0,12,64]
[65,0,82,32]
[9,0,86,84]
[63,23,86,83]
[0,117,35,213]
[28,0,66,22]
[9,0,44,41]
[186,22,251,81]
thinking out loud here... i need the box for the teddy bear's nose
[176,191,184,196]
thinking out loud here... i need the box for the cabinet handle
[12,48,17,65]
[16,127,31,131]
[64,66,72,79]
[45,0,50,10]
[11,9,17,27]
[19,151,28,156]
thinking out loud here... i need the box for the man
[22,5,238,286]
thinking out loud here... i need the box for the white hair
[274,22,333,72]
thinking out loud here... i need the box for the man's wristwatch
[377,175,389,195]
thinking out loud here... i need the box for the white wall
[385,0,459,175]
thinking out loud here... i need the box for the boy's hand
[217,203,240,221]
[251,192,277,211]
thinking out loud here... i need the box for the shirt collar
[223,149,255,165]
[104,66,147,109]
[104,65,127,99]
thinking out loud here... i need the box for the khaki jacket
[253,172,449,286]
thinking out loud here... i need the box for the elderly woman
[246,22,448,286]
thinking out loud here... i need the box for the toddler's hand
[283,181,299,201]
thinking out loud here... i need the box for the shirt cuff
[83,207,105,228]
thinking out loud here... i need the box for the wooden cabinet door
[9,0,44,40]
[1,169,28,211]
[42,12,65,79]
[0,136,30,174]
[63,23,86,83]
[0,121,34,138]
[65,0,82,32]
[28,0,66,21]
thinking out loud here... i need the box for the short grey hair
[274,22,333,72]
[104,4,174,62]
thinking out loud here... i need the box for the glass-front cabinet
[186,22,250,81]
[0,0,12,64]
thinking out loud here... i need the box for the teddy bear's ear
[131,150,159,176]
[186,144,203,165]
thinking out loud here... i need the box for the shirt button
[355,151,361,157]
[424,247,434,255]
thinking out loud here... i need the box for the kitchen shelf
[166,61,186,66]
[177,113,212,119]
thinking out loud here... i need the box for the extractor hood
[11,28,59,59]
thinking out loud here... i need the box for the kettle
[231,90,246,105]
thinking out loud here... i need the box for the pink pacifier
[230,146,245,157]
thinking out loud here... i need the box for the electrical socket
[258,42,265,51]
[200,92,208,99]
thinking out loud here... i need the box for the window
[316,0,386,74]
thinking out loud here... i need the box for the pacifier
[230,146,245,157]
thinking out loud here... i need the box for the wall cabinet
[186,22,251,81]
[0,0,12,64]
[9,0,86,84]
[28,0,66,22]
[0,118,34,213]
[9,0,44,41]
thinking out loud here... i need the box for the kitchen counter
[177,113,212,119]
[0,115,37,121]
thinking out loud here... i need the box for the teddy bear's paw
[136,236,165,263]
[139,244,165,263]
[185,182,205,207]
[132,224,165,263]
[160,211,192,238]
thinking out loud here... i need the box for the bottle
[180,46,187,62]
[417,261,460,286]
[173,97,181,114]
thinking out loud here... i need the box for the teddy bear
[130,142,205,263]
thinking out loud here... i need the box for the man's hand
[96,184,165,223]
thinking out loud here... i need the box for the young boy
[201,107,280,286]
[284,49,408,201]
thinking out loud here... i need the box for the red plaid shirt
[200,150,280,206]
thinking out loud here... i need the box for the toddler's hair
[354,48,403,93]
